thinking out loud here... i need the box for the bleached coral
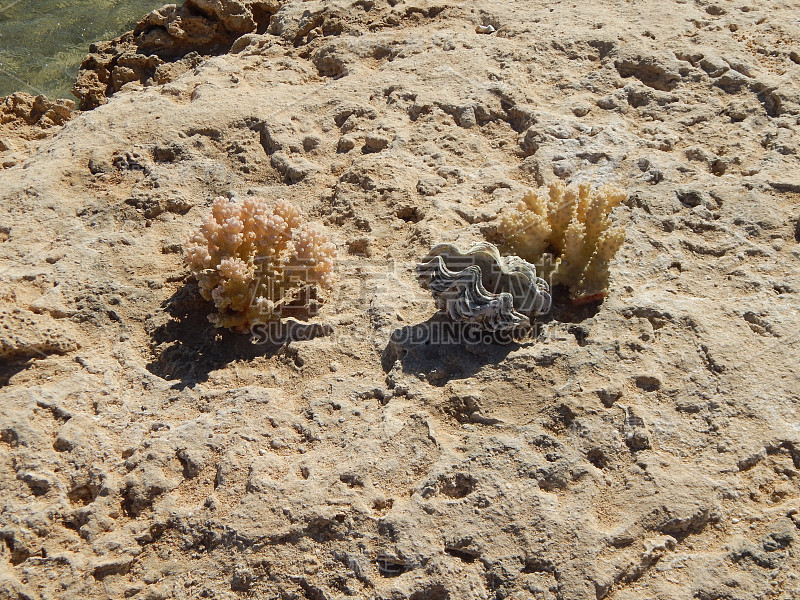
[416,242,551,331]
[185,197,336,331]
[497,182,626,303]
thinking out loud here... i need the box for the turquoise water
[0,0,166,99]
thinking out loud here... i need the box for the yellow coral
[185,197,336,331]
[497,182,626,303]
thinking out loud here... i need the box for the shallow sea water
[0,0,165,99]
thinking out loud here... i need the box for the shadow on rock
[147,282,331,389]
[0,360,34,388]
[547,284,603,323]
[381,313,523,386]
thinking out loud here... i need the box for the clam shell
[416,243,551,331]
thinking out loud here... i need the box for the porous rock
[1,0,799,598]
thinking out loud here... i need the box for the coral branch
[185,197,336,331]
[497,182,626,303]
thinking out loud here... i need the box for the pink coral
[185,197,336,331]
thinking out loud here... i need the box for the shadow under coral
[147,282,330,389]
[547,284,602,323]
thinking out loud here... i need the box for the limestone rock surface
[1,0,800,598]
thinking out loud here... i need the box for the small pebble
[572,103,591,117]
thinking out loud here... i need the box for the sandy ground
[1,1,800,598]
